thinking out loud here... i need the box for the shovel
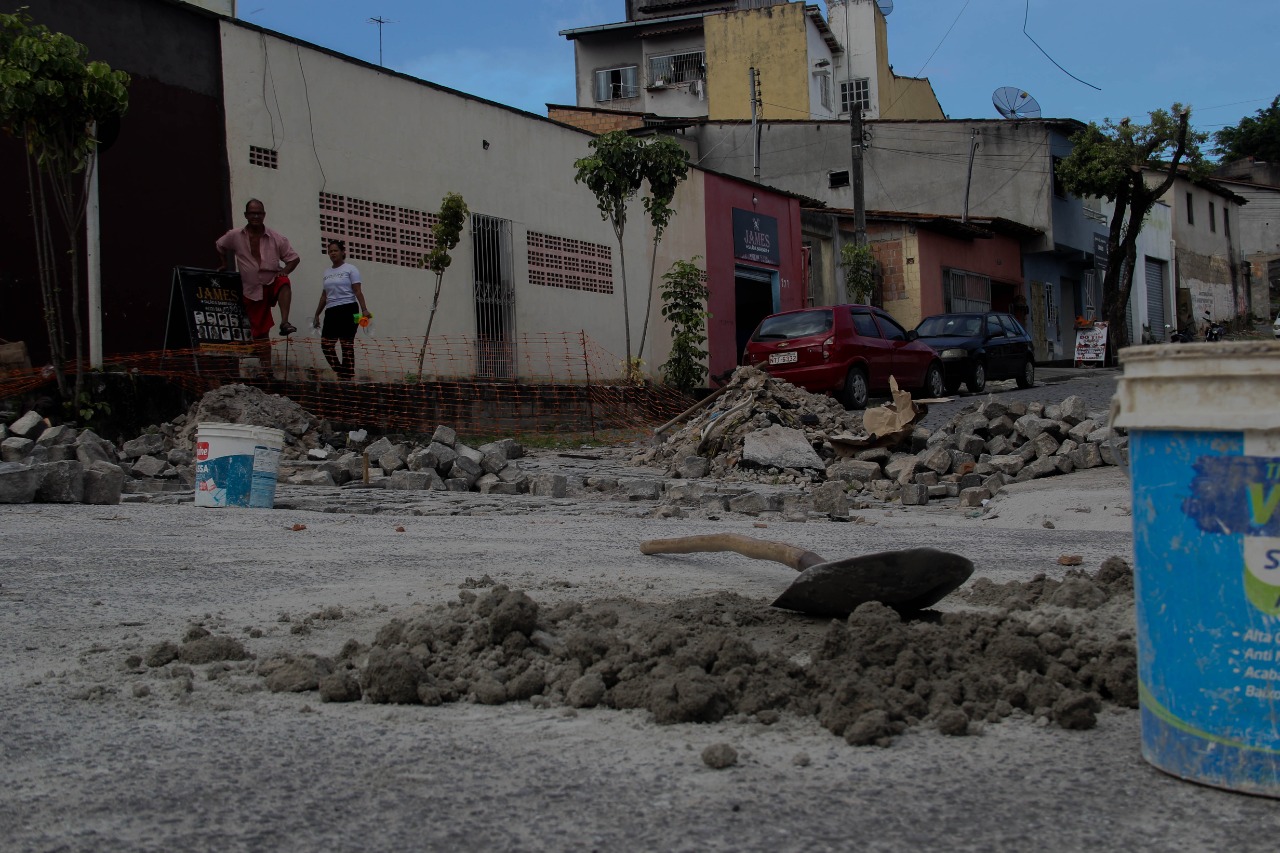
[639,533,973,619]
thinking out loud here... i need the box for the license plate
[768,351,798,365]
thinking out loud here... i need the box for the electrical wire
[1022,0,1100,91]
[295,45,327,192]
[260,33,282,149]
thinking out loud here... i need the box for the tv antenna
[876,0,894,15]
[992,86,1042,119]
[368,16,395,67]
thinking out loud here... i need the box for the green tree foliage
[574,132,689,379]
[0,11,129,404]
[1057,105,1206,352]
[1214,95,1280,164]
[840,242,877,303]
[658,258,710,392]
[416,192,469,377]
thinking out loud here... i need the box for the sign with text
[732,208,779,265]
[167,267,253,352]
[1093,232,1109,275]
[1074,321,1109,365]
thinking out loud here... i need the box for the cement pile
[142,558,1137,746]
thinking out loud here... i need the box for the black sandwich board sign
[164,267,254,373]
[165,267,253,349]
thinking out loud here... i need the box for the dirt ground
[3,436,1278,852]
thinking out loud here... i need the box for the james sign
[732,208,779,265]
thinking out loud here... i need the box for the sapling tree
[574,131,688,380]
[658,257,710,392]
[416,191,469,377]
[0,11,129,403]
[840,242,876,304]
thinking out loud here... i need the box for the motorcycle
[1166,322,1196,343]
[1203,311,1225,342]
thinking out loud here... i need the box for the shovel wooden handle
[640,534,826,573]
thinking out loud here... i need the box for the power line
[1022,0,1100,91]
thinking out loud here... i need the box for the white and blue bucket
[1115,340,1280,797]
[194,422,285,509]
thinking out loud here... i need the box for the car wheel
[920,363,945,399]
[944,377,963,395]
[1016,359,1035,388]
[842,367,869,410]
[967,362,986,394]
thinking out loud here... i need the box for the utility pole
[850,101,866,246]
[368,16,393,67]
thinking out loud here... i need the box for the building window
[1223,208,1230,238]
[944,268,992,313]
[828,170,850,188]
[1186,192,1194,225]
[1051,156,1066,199]
[249,145,278,169]
[1209,202,1216,233]
[318,191,440,267]
[647,51,705,87]
[594,66,638,102]
[527,232,614,294]
[840,78,870,114]
[815,71,832,110]
[1082,195,1106,222]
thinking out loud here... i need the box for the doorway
[472,213,514,379]
[734,265,778,361]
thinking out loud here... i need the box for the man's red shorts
[244,278,283,340]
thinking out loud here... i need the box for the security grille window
[249,145,278,169]
[318,192,440,267]
[594,66,639,101]
[840,78,870,113]
[648,51,705,87]
[473,214,516,380]
[944,268,992,313]
[527,232,614,294]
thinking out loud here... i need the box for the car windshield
[752,310,832,341]
[916,315,982,337]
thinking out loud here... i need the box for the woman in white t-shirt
[313,239,370,380]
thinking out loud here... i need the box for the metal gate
[471,214,515,379]
[1145,258,1167,342]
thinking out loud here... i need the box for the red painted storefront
[701,172,805,382]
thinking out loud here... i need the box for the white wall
[826,0,881,119]
[220,23,674,381]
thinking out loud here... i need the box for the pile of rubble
[636,366,1127,511]
[0,384,537,505]
[134,558,1138,745]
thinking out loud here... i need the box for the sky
[236,0,1276,149]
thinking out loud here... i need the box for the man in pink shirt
[215,199,301,352]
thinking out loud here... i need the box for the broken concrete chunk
[741,425,825,471]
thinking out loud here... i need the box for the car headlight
[940,348,970,360]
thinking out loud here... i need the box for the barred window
[840,78,870,114]
[318,192,441,268]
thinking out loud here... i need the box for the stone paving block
[35,460,85,503]
[0,461,40,503]
[900,483,928,506]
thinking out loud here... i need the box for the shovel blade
[771,547,973,618]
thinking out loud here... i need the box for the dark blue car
[913,312,1036,393]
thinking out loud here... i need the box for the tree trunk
[615,224,632,380]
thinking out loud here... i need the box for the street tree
[1214,95,1280,164]
[574,131,688,380]
[1057,105,1206,352]
[416,191,469,378]
[0,11,129,405]
[658,257,710,392]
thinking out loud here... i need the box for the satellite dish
[877,0,894,15]
[993,87,1041,120]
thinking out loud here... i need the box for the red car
[742,304,945,409]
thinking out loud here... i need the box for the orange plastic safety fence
[0,332,695,436]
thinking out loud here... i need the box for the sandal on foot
[279,322,297,335]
